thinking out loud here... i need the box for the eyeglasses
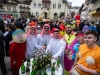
[44,28,49,30]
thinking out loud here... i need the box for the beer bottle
[43,68,47,75]
[21,60,25,74]
[44,41,47,46]
[26,63,30,75]
[33,51,35,56]
[31,66,37,75]
[39,56,42,70]
[42,56,45,69]
[48,56,51,68]
[57,56,60,67]
[27,55,30,66]
[32,57,37,66]
[51,62,55,75]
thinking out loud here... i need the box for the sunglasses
[44,28,49,30]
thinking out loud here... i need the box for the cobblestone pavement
[0,57,12,75]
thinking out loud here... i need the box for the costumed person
[26,26,38,59]
[9,29,26,75]
[36,24,52,49]
[46,28,66,75]
[63,24,77,74]
[71,31,84,61]
[59,22,66,37]
[29,19,37,26]
[46,28,66,59]
[68,31,84,71]
[75,14,80,30]
[71,30,100,75]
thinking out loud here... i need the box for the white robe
[36,34,52,49]
[46,38,66,59]
[26,35,37,59]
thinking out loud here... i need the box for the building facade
[0,0,18,18]
[30,0,69,19]
[18,4,30,18]
[89,0,100,21]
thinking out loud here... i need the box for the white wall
[81,11,86,19]
[30,0,68,19]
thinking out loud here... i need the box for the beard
[66,30,72,34]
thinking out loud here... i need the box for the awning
[89,10,96,15]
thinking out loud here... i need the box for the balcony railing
[13,10,17,12]
[0,8,6,12]
[19,6,30,9]
[19,10,29,13]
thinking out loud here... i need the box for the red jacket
[9,42,26,68]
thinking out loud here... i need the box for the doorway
[44,12,47,19]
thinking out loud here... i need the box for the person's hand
[62,37,66,42]
[12,61,16,65]
[77,64,86,71]
[64,50,69,55]
[42,46,47,49]
[9,40,13,45]
[68,51,72,55]
[68,55,72,60]
[52,57,55,59]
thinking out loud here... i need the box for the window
[34,3,36,8]
[53,3,56,9]
[38,3,41,8]
[13,6,16,11]
[58,4,61,9]
[0,5,5,9]
[42,4,48,8]
[7,6,11,11]
[45,4,47,8]
[47,4,50,9]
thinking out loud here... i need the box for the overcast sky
[69,0,85,6]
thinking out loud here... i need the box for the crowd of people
[0,16,100,75]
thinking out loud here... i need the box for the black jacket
[0,31,5,63]
[5,30,14,56]
[96,25,100,35]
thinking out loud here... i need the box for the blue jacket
[72,42,80,60]
[89,26,96,31]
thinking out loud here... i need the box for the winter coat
[5,30,14,56]
[0,31,5,63]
